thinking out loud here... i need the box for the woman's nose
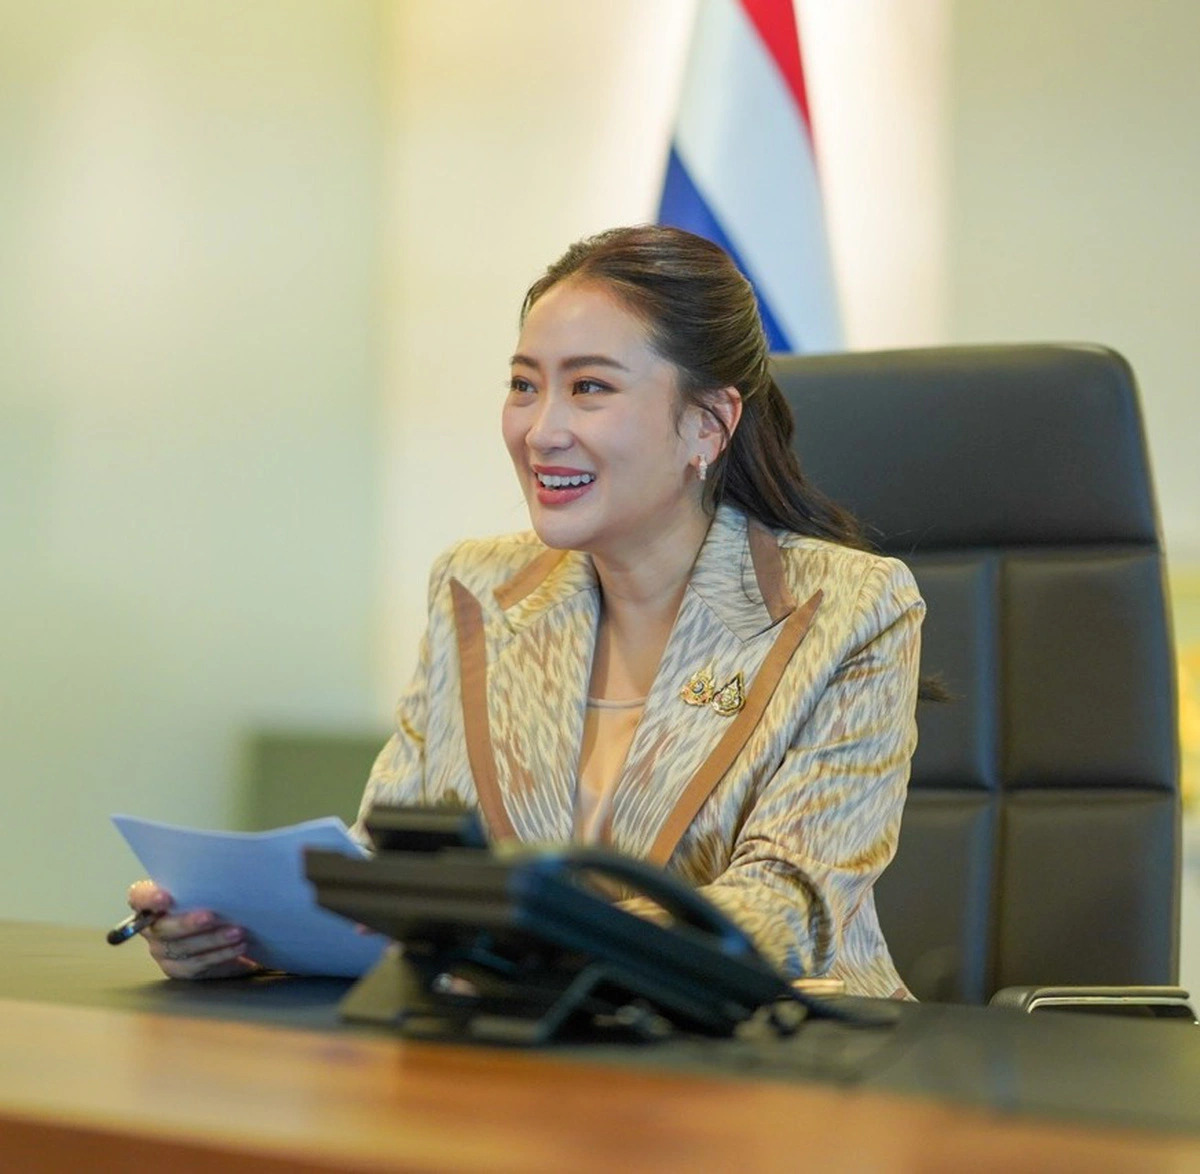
[526,394,572,453]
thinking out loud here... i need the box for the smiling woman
[128,226,926,999]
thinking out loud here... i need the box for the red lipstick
[531,465,596,507]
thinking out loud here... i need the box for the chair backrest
[772,345,1180,1003]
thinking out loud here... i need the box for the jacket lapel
[452,546,599,844]
[605,507,822,863]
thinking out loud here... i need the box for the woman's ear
[699,386,743,455]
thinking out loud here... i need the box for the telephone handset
[520,846,760,955]
[305,806,798,1043]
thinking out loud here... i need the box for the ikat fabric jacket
[356,504,925,998]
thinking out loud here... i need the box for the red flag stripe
[737,0,813,136]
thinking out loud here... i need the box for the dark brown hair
[521,225,865,548]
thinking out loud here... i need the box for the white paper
[111,814,386,977]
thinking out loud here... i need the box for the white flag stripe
[673,0,841,350]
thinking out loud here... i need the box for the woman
[130,226,924,998]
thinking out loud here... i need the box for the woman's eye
[574,378,610,395]
[509,376,535,395]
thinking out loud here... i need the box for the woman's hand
[127,880,261,981]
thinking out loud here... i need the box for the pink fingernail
[223,927,243,942]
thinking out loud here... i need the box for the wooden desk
[3,997,1200,1173]
[2,922,1199,1171]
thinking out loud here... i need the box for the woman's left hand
[128,879,261,981]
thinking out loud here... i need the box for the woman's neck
[587,508,712,700]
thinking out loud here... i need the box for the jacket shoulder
[428,530,550,600]
[776,534,924,637]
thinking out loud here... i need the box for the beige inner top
[575,695,646,842]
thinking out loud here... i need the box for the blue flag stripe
[657,146,796,353]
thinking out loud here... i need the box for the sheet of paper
[111,814,386,977]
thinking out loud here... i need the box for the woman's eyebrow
[509,353,630,372]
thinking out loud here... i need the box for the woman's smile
[532,464,597,506]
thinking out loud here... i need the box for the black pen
[106,909,163,945]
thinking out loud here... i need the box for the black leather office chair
[773,345,1182,1006]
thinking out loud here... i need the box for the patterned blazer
[357,504,925,998]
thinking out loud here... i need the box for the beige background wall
[1,0,1197,988]
[0,1,387,922]
[947,0,1200,563]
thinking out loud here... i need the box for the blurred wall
[0,1,387,923]
[947,0,1200,563]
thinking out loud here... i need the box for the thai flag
[657,0,842,353]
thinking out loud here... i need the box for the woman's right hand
[127,880,261,981]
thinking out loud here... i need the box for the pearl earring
[696,454,708,482]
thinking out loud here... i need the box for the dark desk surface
[3,920,1200,1170]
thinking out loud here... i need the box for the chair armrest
[989,985,1196,1023]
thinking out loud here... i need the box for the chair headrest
[771,345,1160,552]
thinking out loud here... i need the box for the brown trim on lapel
[747,521,797,622]
[644,589,824,867]
[449,578,518,843]
[492,547,565,611]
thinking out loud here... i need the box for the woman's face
[503,279,705,563]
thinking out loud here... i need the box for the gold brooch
[680,667,745,717]
[711,672,745,717]
[680,665,716,706]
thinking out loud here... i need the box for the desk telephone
[305,806,820,1044]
